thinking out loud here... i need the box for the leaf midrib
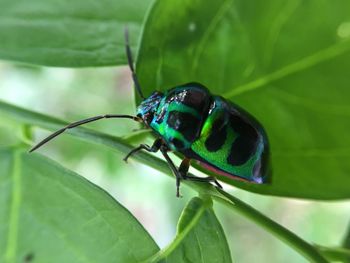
[4,149,21,263]
[224,39,350,98]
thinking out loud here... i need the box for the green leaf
[0,146,159,263]
[168,197,232,263]
[0,0,152,67]
[137,0,350,199]
[147,197,232,263]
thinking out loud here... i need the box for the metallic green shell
[137,84,270,184]
[190,96,267,183]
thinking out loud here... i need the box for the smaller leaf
[150,197,232,263]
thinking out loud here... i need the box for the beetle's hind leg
[126,140,222,197]
[179,158,223,189]
[123,138,162,162]
[160,146,183,197]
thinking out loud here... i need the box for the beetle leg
[123,138,162,162]
[184,175,223,189]
[178,158,191,177]
[179,158,223,189]
[159,146,182,197]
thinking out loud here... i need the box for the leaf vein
[191,0,234,76]
[270,87,350,116]
[225,39,350,98]
[4,150,22,263]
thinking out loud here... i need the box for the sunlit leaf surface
[137,0,350,199]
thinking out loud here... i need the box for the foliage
[1,147,159,263]
[0,0,349,262]
[0,0,151,66]
[137,0,350,199]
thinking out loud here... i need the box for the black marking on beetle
[205,114,227,152]
[227,115,258,166]
[167,111,200,142]
[171,137,185,149]
[176,85,210,113]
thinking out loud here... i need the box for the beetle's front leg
[123,138,162,162]
[179,158,223,189]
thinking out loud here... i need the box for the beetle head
[137,91,163,125]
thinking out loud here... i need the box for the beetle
[30,29,271,197]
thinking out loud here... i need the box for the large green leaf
[0,146,159,263]
[0,0,152,67]
[136,0,350,199]
[147,197,232,263]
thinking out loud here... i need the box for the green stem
[213,188,328,263]
[343,222,350,249]
[122,128,153,143]
[316,245,350,262]
[0,100,170,174]
[0,100,328,263]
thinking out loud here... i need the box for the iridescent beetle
[30,29,271,197]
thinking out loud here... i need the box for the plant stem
[343,222,350,249]
[213,188,328,263]
[0,100,328,263]
[316,245,350,262]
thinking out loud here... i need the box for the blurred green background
[1,62,348,262]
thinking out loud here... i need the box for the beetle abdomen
[147,83,270,184]
[188,96,269,183]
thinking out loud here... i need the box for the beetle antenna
[29,114,141,152]
[124,27,145,100]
